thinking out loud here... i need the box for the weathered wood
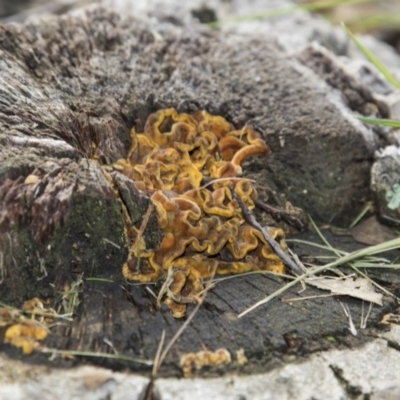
[0,7,397,378]
[17,234,395,377]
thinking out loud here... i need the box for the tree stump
[0,6,398,381]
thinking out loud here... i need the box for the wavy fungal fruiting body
[115,109,286,317]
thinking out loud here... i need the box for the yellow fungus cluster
[180,348,231,378]
[5,321,48,355]
[115,109,286,317]
[1,298,52,354]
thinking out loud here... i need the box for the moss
[46,190,127,279]
[0,188,127,306]
[0,226,40,305]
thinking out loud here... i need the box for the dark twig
[132,204,155,250]
[254,198,305,231]
[230,186,305,275]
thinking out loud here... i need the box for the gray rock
[1,332,400,399]
[372,145,400,225]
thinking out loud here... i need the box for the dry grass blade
[288,239,392,265]
[340,301,358,336]
[238,237,400,318]
[152,330,166,378]
[348,201,373,229]
[196,270,297,297]
[200,177,255,189]
[39,348,152,365]
[282,294,335,303]
[156,268,175,308]
[309,217,341,258]
[360,302,373,329]
[152,266,217,376]
[288,239,346,255]
[353,262,400,269]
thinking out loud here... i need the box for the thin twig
[254,198,304,231]
[230,185,305,275]
[132,204,155,250]
[282,294,335,303]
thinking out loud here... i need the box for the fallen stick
[230,185,305,276]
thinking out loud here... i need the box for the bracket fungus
[114,109,289,317]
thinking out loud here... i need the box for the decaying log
[0,6,398,379]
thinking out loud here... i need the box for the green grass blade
[348,14,400,31]
[348,201,373,229]
[85,277,115,283]
[208,0,377,28]
[343,24,400,90]
[358,116,400,128]
[308,216,342,258]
